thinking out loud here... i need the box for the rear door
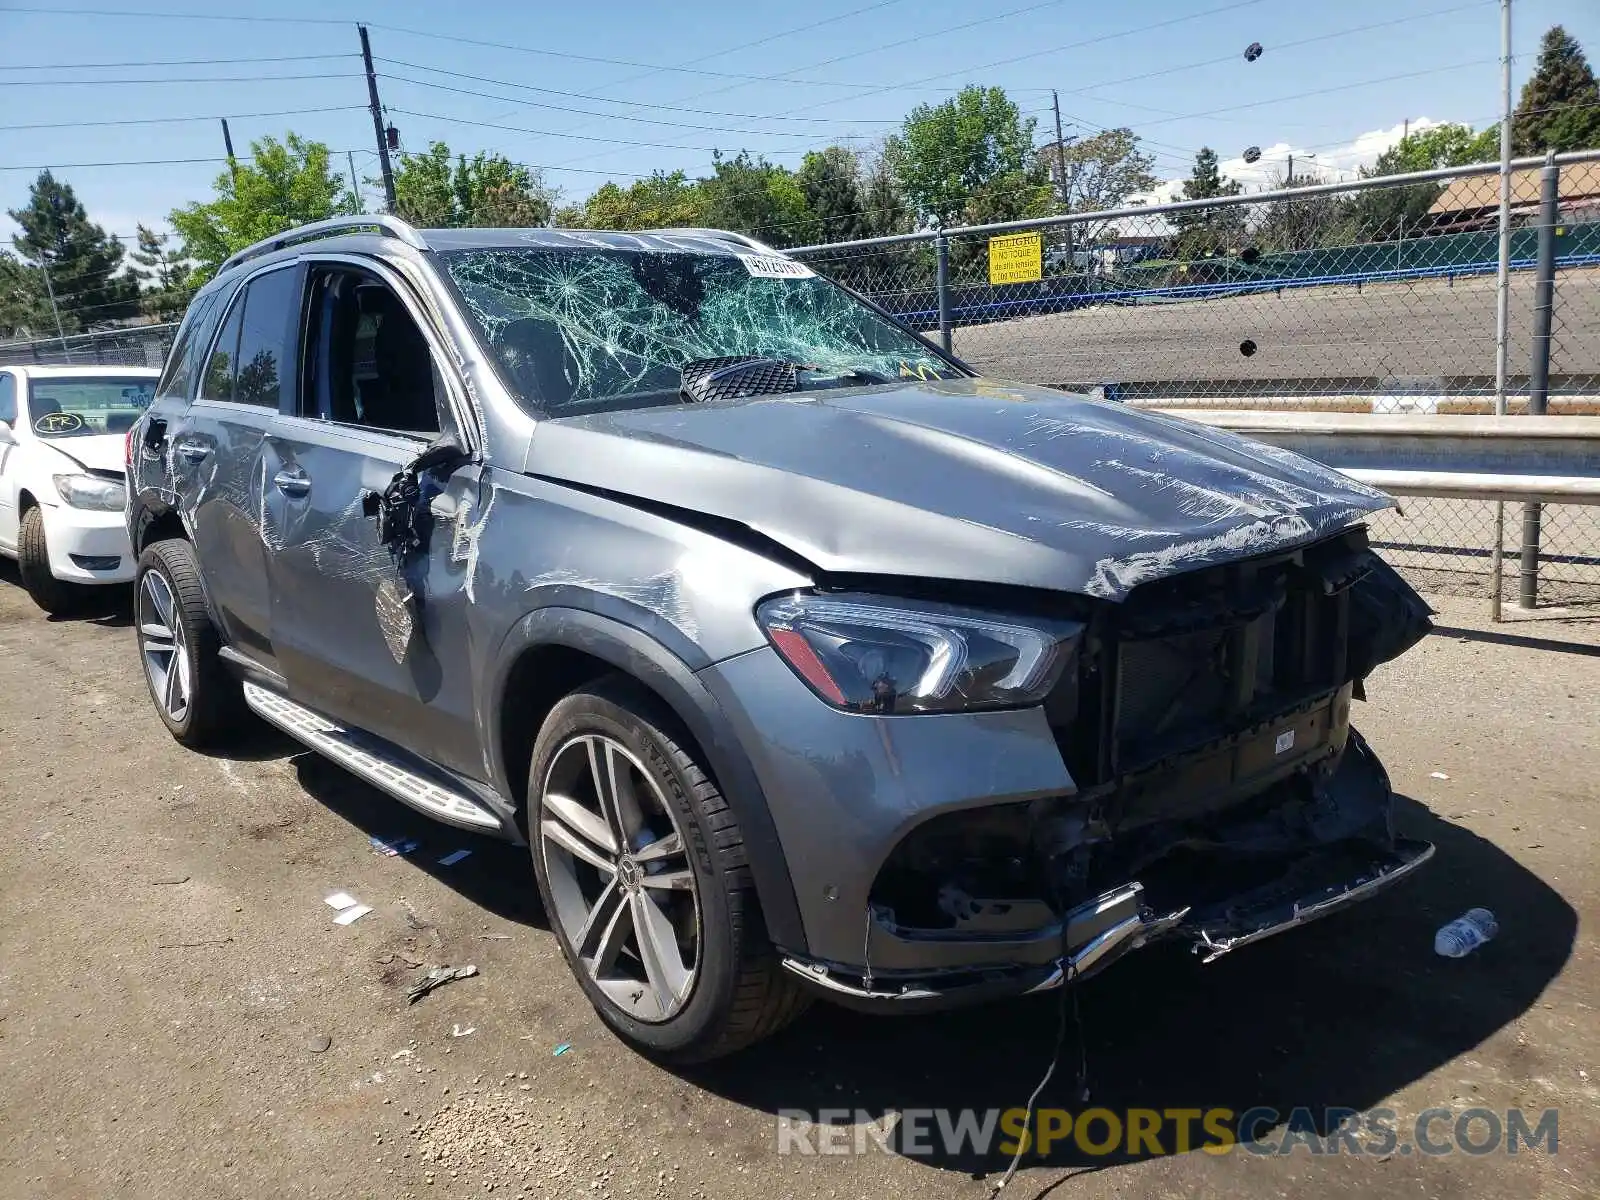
[172,263,301,671]
[262,257,483,776]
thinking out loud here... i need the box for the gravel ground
[0,562,1596,1200]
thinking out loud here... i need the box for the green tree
[1512,26,1600,155]
[890,85,1044,227]
[8,170,138,332]
[796,147,868,244]
[1171,147,1245,258]
[0,252,48,338]
[565,171,710,230]
[129,224,192,321]
[1051,128,1159,213]
[699,152,809,247]
[1346,123,1498,240]
[857,144,913,239]
[390,141,556,228]
[169,133,356,279]
[1254,170,1354,254]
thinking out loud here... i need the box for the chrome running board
[242,683,501,831]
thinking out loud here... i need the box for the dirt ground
[0,562,1595,1200]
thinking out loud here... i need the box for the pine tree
[1512,26,1600,155]
[129,224,191,321]
[1171,148,1246,259]
[7,171,139,332]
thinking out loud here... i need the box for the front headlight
[53,473,127,512]
[756,592,1081,714]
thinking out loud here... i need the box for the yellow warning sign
[988,231,1042,285]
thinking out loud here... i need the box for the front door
[263,260,483,778]
[174,264,301,672]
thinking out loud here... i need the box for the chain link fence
[0,322,177,369]
[793,150,1600,610]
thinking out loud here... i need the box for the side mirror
[410,432,469,477]
[0,420,15,446]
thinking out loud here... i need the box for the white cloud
[1130,118,1457,207]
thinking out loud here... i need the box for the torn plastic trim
[1189,838,1435,964]
[779,882,1182,1007]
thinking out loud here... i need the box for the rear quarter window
[156,281,236,401]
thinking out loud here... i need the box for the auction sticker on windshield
[739,254,815,279]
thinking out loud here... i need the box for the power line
[0,71,364,87]
[365,22,894,89]
[0,6,351,23]
[0,105,367,132]
[381,83,876,144]
[0,53,357,70]
[0,150,367,172]
[376,59,897,125]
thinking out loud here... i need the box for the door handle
[174,439,210,463]
[273,468,311,498]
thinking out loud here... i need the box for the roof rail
[218,214,428,275]
[648,227,781,255]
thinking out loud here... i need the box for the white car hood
[37,433,126,475]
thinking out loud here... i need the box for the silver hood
[524,378,1393,601]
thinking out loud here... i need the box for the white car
[0,364,157,613]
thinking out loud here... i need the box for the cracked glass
[440,247,959,415]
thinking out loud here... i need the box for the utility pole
[220,118,239,189]
[359,24,396,212]
[1052,90,1077,276]
[1287,152,1293,183]
[40,260,67,350]
[347,150,363,213]
[1051,91,1070,207]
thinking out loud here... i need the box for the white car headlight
[53,473,127,512]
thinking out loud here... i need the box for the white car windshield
[29,377,154,438]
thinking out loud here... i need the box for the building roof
[1428,161,1600,216]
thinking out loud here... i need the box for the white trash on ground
[1435,908,1499,958]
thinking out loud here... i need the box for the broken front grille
[1051,528,1371,796]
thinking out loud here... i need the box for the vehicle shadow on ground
[686,795,1575,1178]
[289,750,548,931]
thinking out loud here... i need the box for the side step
[242,683,502,832]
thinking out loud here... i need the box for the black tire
[17,505,81,616]
[135,538,247,748]
[528,676,809,1063]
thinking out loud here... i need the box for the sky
[1,0,1598,252]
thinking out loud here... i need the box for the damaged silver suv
[128,216,1434,1062]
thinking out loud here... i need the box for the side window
[157,283,231,401]
[0,372,15,425]
[199,291,245,404]
[300,266,444,435]
[233,267,298,409]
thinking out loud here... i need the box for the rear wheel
[17,506,81,615]
[135,539,246,747]
[528,677,808,1062]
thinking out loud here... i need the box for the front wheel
[135,539,246,747]
[528,677,808,1063]
[17,506,81,615]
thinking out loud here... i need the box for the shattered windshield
[440,247,960,414]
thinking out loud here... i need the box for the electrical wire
[376,60,898,126]
[0,105,367,133]
[0,53,357,71]
[0,6,352,23]
[0,71,364,88]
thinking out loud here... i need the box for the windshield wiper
[680,355,889,403]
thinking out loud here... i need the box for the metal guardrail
[1164,411,1600,504]
[1161,409,1600,614]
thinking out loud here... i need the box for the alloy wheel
[138,568,191,723]
[538,733,701,1022]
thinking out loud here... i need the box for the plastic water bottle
[1434,908,1498,958]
